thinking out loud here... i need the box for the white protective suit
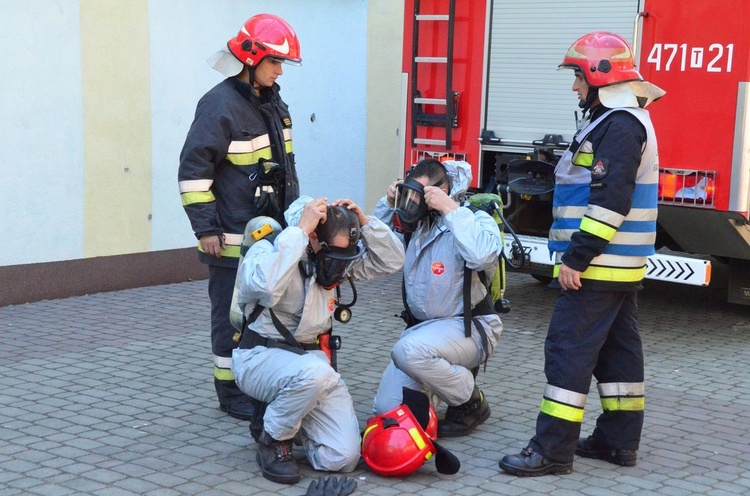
[232,196,404,472]
[371,161,504,414]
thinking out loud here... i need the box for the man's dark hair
[315,206,360,251]
[408,158,452,191]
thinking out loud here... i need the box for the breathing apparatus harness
[393,179,502,371]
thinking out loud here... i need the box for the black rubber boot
[576,435,637,467]
[437,386,491,438]
[216,379,255,421]
[256,431,300,484]
[499,446,573,476]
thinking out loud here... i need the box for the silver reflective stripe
[544,384,588,407]
[214,355,233,369]
[587,204,625,226]
[223,233,244,246]
[598,382,644,397]
[228,135,270,153]
[179,179,213,193]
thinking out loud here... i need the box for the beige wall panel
[365,0,406,212]
[80,0,152,257]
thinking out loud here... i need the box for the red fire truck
[402,0,750,305]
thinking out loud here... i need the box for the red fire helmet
[558,31,642,87]
[227,13,302,67]
[361,404,437,477]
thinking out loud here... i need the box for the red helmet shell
[559,31,642,87]
[227,13,301,67]
[362,405,436,477]
[425,404,438,440]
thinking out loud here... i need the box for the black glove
[303,475,357,496]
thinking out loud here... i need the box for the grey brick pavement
[1,270,749,495]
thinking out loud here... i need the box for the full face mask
[312,206,363,289]
[393,178,428,233]
[313,242,363,290]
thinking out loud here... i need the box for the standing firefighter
[178,14,302,420]
[499,32,665,476]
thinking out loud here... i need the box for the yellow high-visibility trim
[573,152,594,167]
[181,191,215,206]
[540,398,584,423]
[580,216,617,241]
[553,264,647,282]
[214,366,235,381]
[285,140,293,153]
[409,427,426,450]
[601,396,645,412]
[226,148,273,166]
[198,243,241,259]
[362,424,377,442]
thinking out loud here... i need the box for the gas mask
[392,178,428,233]
[312,242,363,290]
[309,205,363,289]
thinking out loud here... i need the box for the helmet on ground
[208,13,301,77]
[361,404,436,477]
[558,31,642,87]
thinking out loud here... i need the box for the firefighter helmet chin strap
[579,86,600,113]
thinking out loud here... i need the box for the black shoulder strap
[401,232,418,326]
[241,303,304,351]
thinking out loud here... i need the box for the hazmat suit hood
[284,195,314,228]
[440,160,472,200]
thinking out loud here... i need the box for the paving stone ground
[1,269,749,495]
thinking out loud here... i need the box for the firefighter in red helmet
[178,13,302,423]
[499,32,665,476]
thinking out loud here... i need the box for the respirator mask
[393,178,429,233]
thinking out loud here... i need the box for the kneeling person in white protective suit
[232,195,405,484]
[371,159,504,438]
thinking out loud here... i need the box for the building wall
[0,0,405,306]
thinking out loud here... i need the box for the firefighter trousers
[530,289,644,463]
[208,265,249,405]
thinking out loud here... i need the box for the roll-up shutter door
[484,0,642,144]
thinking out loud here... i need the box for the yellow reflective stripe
[598,382,644,396]
[581,264,646,282]
[601,396,644,412]
[198,242,241,258]
[540,398,584,423]
[226,148,273,166]
[409,427,426,450]
[580,216,617,241]
[228,135,270,153]
[573,152,593,167]
[554,263,647,282]
[362,424,377,442]
[179,179,213,193]
[181,191,215,206]
[285,140,293,153]
[214,365,235,381]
